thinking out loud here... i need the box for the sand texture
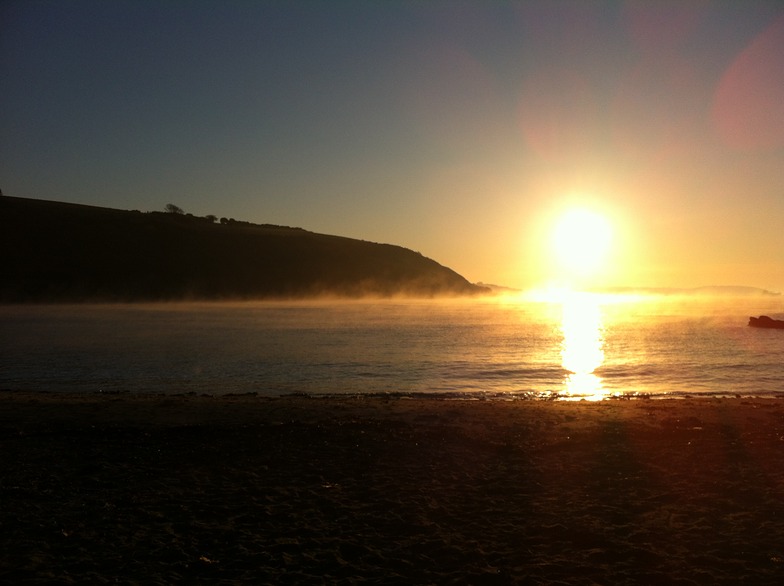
[2,393,784,584]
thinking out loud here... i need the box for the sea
[2,293,783,400]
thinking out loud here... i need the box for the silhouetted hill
[0,196,489,302]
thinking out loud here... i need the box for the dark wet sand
[2,392,784,584]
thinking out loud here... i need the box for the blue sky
[2,1,783,290]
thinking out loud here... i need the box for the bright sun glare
[551,208,613,279]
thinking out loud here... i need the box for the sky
[2,0,783,292]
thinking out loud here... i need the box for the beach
[2,393,784,584]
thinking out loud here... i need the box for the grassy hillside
[0,196,488,302]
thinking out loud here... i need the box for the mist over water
[1,295,783,399]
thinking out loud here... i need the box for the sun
[551,208,613,279]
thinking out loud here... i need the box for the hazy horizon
[2,1,783,292]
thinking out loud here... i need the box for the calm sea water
[2,295,783,400]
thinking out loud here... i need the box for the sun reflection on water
[560,292,607,400]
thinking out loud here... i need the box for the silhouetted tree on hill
[165,203,184,214]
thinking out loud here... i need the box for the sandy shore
[2,393,784,584]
